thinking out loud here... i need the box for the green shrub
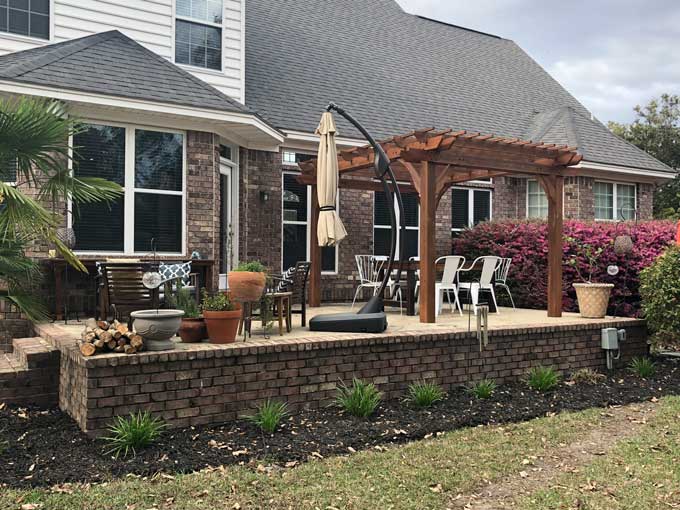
[335,378,382,418]
[167,286,200,318]
[234,261,266,273]
[526,366,561,392]
[246,400,289,434]
[640,246,680,350]
[467,379,497,399]
[102,411,166,458]
[569,368,606,385]
[628,357,656,378]
[406,380,446,408]
[200,289,236,312]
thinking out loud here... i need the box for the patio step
[0,338,60,407]
[11,337,60,369]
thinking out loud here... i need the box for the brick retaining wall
[46,319,648,436]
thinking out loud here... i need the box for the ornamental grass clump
[102,411,166,458]
[246,400,289,434]
[467,379,497,399]
[628,357,656,378]
[526,366,561,392]
[569,368,606,385]
[335,378,382,418]
[406,380,446,408]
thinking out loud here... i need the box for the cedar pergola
[298,128,582,323]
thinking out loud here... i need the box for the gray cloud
[396,0,680,123]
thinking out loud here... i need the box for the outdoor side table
[268,291,292,336]
[238,291,292,339]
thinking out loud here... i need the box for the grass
[102,411,166,458]
[245,400,289,434]
[405,380,446,408]
[335,377,382,417]
[467,379,497,399]
[628,356,656,378]
[526,365,561,392]
[0,406,616,510]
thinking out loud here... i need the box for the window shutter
[451,189,469,229]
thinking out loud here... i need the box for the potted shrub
[201,290,241,344]
[567,238,613,318]
[168,287,207,343]
[228,261,267,302]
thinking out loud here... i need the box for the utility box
[601,328,619,350]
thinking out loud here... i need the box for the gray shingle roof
[245,0,672,174]
[0,30,252,115]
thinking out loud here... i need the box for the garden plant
[526,366,561,392]
[335,378,382,417]
[467,379,497,399]
[102,411,166,458]
[640,245,680,350]
[246,400,289,434]
[628,357,656,378]
[406,380,446,408]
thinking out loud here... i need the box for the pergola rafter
[299,128,582,323]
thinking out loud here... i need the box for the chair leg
[489,287,500,314]
[502,284,516,309]
[471,285,479,315]
[301,300,307,327]
[352,285,363,309]
[435,286,443,316]
[453,288,463,315]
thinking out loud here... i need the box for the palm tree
[0,97,122,320]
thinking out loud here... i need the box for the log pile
[79,318,144,357]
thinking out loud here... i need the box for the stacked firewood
[79,318,144,357]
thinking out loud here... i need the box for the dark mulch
[2,357,679,488]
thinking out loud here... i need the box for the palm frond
[0,182,58,240]
[39,172,123,205]
[2,293,49,323]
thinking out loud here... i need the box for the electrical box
[601,328,619,350]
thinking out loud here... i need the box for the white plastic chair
[458,256,501,314]
[373,255,404,314]
[435,256,465,316]
[494,258,515,309]
[352,255,385,309]
[411,256,421,302]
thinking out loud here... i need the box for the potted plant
[567,238,613,318]
[228,261,267,302]
[201,289,241,344]
[167,287,207,343]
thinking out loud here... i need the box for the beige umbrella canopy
[315,112,347,247]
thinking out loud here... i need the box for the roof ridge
[0,31,119,78]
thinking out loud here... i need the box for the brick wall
[53,319,648,436]
[638,183,654,220]
[494,177,525,220]
[0,318,32,353]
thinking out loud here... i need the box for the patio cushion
[159,262,192,287]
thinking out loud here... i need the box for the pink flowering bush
[452,220,676,316]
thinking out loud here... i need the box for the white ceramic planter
[130,309,184,351]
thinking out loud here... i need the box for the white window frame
[526,179,549,219]
[594,180,637,221]
[281,170,338,275]
[172,0,224,73]
[450,186,493,233]
[68,120,187,257]
[0,0,54,43]
[373,188,420,260]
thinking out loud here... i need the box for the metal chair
[352,255,385,309]
[494,257,516,309]
[435,256,465,316]
[458,256,502,315]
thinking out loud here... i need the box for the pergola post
[309,184,321,307]
[541,175,564,317]
[419,161,437,323]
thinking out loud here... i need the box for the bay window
[0,0,50,40]
[594,181,636,220]
[451,187,492,235]
[175,0,223,70]
[72,123,185,254]
[374,190,419,259]
[526,179,548,218]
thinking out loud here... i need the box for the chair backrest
[475,256,502,285]
[495,258,512,284]
[100,262,159,320]
[355,255,384,284]
[436,255,466,285]
[278,261,311,304]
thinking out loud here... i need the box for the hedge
[452,220,676,316]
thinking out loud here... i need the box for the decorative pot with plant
[228,261,267,302]
[201,289,241,344]
[167,287,207,343]
[566,238,613,319]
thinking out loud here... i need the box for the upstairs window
[175,0,223,71]
[0,0,50,40]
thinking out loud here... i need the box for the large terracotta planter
[203,309,242,344]
[178,317,208,343]
[228,271,266,302]
[573,283,614,318]
[130,309,184,351]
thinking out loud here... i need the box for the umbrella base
[309,312,387,333]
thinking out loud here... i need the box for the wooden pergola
[298,128,582,323]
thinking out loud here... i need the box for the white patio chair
[494,257,515,309]
[435,256,465,316]
[373,255,404,314]
[458,256,502,315]
[411,256,421,302]
[352,255,386,309]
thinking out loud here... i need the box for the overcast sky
[396,0,680,124]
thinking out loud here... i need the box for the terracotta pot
[228,271,266,302]
[203,309,242,344]
[178,317,207,343]
[573,283,614,318]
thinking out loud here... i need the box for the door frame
[220,152,239,274]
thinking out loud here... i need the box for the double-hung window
[175,0,223,71]
[526,179,548,219]
[0,0,50,40]
[374,190,419,259]
[71,123,185,254]
[282,172,337,273]
[451,187,492,236]
[594,181,636,220]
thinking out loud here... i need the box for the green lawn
[2,399,678,510]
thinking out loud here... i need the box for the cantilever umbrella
[315,111,347,247]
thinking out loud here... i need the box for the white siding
[0,0,244,102]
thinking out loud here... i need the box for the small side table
[269,292,292,336]
[238,292,292,339]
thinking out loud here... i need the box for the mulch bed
[2,357,679,488]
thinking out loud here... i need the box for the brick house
[0,0,674,310]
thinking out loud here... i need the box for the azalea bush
[453,220,675,316]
